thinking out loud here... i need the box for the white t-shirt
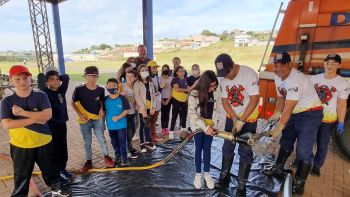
[220,65,259,122]
[310,74,350,122]
[160,76,172,99]
[275,68,322,114]
[122,83,136,114]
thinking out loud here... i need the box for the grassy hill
[0,41,271,83]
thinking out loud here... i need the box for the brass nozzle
[214,130,236,142]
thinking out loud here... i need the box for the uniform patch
[226,84,245,107]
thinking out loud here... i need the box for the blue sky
[0,0,289,52]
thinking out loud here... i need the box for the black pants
[49,121,68,171]
[170,98,188,131]
[161,98,171,129]
[126,113,137,151]
[10,143,61,197]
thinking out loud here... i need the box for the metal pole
[142,0,153,59]
[52,2,65,74]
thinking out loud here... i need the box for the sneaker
[194,173,202,189]
[80,160,92,173]
[145,142,156,150]
[140,144,147,153]
[169,131,175,139]
[51,186,71,197]
[203,172,215,189]
[164,128,170,135]
[121,159,129,167]
[310,166,320,176]
[104,155,115,168]
[129,149,139,159]
[60,169,74,180]
[114,157,121,166]
[152,134,163,142]
[161,128,167,136]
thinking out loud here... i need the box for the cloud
[0,0,290,52]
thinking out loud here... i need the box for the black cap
[84,66,99,76]
[273,52,291,64]
[215,53,234,77]
[324,53,341,64]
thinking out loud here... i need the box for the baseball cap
[9,65,32,77]
[273,52,291,64]
[324,53,341,64]
[84,66,99,76]
[147,60,159,67]
[44,66,59,75]
[215,53,234,77]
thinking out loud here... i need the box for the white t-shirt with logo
[122,83,136,114]
[310,74,350,122]
[220,65,259,122]
[275,68,321,114]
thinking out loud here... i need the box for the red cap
[9,65,32,77]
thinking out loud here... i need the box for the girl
[188,70,219,189]
[117,62,133,83]
[187,64,201,88]
[159,64,172,136]
[134,64,157,152]
[169,66,190,139]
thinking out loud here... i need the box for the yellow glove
[268,111,281,124]
[234,119,245,133]
[269,122,285,139]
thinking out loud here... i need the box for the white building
[234,35,252,47]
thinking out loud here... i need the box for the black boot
[236,162,251,197]
[292,161,311,195]
[215,155,234,189]
[262,147,291,179]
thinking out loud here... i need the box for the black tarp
[59,138,282,197]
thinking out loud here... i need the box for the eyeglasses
[324,62,339,66]
[85,74,99,78]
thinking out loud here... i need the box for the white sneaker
[169,131,174,139]
[181,127,187,132]
[194,173,202,189]
[203,172,215,189]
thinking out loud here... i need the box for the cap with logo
[147,60,159,67]
[273,52,291,64]
[44,66,59,75]
[9,65,32,77]
[215,53,234,77]
[324,53,341,64]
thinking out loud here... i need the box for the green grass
[0,41,271,82]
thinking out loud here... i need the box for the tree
[219,30,230,40]
[201,29,217,36]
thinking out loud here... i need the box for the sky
[0,0,289,53]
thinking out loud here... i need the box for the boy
[71,66,114,173]
[105,78,130,166]
[0,65,71,196]
[38,66,73,182]
[121,69,139,159]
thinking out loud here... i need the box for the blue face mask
[107,88,118,94]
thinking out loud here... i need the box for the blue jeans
[280,110,323,163]
[109,128,127,161]
[222,118,257,164]
[139,113,151,144]
[313,122,336,168]
[194,131,213,173]
[79,119,109,160]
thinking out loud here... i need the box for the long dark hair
[137,64,152,82]
[118,62,132,81]
[194,70,218,116]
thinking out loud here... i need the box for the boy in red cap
[0,65,71,196]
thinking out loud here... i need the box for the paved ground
[0,81,350,197]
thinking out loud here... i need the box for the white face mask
[130,63,136,68]
[140,71,149,79]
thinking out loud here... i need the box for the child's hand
[205,127,215,136]
[99,110,105,117]
[12,105,24,116]
[150,108,155,115]
[186,86,191,93]
[141,110,148,118]
[35,119,47,125]
[112,116,119,122]
[79,114,89,122]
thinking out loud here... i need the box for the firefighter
[214,53,259,197]
[262,52,323,195]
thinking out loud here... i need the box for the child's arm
[172,84,188,93]
[59,74,70,94]
[12,105,52,121]
[1,118,37,130]
[112,96,130,122]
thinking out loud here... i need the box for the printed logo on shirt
[288,87,298,92]
[252,81,259,86]
[278,87,287,98]
[314,84,337,105]
[95,97,100,101]
[226,85,245,107]
[58,93,64,104]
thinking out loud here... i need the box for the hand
[99,110,105,117]
[112,116,119,122]
[141,110,148,118]
[205,127,215,136]
[79,114,89,122]
[159,82,165,89]
[268,112,281,124]
[12,105,25,116]
[150,108,155,115]
[35,119,47,125]
[336,122,344,135]
[186,87,191,93]
[268,122,285,140]
[233,119,245,133]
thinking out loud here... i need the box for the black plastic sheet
[62,138,282,197]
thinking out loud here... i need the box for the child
[159,64,172,136]
[187,64,201,88]
[188,70,219,189]
[169,66,190,139]
[1,65,70,196]
[121,69,139,159]
[71,66,114,173]
[134,64,157,152]
[105,78,131,166]
[38,66,73,182]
